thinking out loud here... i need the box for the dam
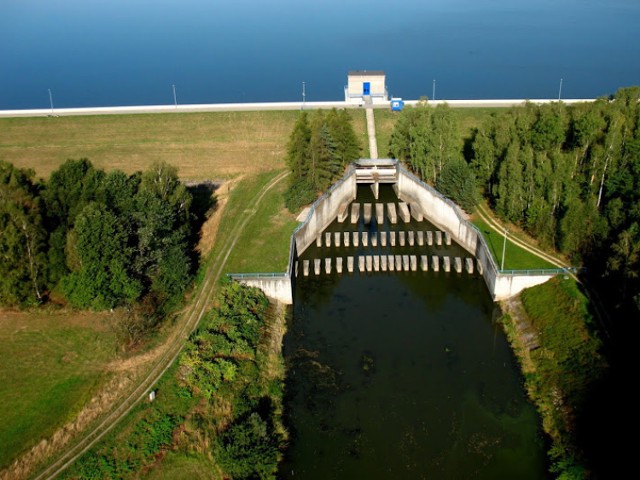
[232,159,569,304]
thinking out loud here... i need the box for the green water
[280,186,548,479]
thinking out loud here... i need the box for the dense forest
[0,159,198,337]
[284,108,361,211]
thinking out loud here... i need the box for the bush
[284,178,316,213]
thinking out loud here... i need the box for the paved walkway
[365,107,378,159]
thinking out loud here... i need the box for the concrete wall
[235,276,293,304]
[395,165,557,300]
[347,74,386,97]
[293,169,358,254]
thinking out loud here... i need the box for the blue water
[1,0,639,109]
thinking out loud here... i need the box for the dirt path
[2,170,289,480]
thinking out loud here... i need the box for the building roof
[348,70,385,77]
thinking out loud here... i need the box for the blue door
[363,82,371,95]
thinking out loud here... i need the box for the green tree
[436,158,478,211]
[285,112,311,181]
[62,203,141,309]
[0,162,48,305]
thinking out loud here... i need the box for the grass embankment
[217,170,298,274]
[0,310,119,470]
[0,111,299,180]
[501,277,605,477]
[471,215,557,270]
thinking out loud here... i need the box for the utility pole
[432,79,436,101]
[501,227,508,271]
[558,78,563,101]
[48,88,54,115]
[172,84,177,108]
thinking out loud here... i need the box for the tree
[436,158,478,211]
[0,162,48,305]
[285,112,311,181]
[62,202,141,310]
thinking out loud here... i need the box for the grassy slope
[0,111,299,181]
[502,277,604,475]
[0,310,118,469]
[471,215,557,270]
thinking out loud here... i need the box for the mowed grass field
[0,109,368,181]
[0,310,118,469]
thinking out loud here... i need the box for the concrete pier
[388,254,395,271]
[344,231,350,247]
[366,255,373,272]
[295,261,299,277]
[348,256,354,273]
[399,231,406,246]
[373,255,380,271]
[421,255,429,271]
[316,235,322,247]
[445,231,451,246]
[443,256,451,273]
[390,231,396,246]
[325,232,331,247]
[376,203,384,225]
[371,182,379,200]
[387,203,398,224]
[358,256,365,272]
[380,231,387,247]
[303,259,310,276]
[334,232,341,247]
[436,231,443,246]
[454,257,462,273]
[351,203,360,223]
[325,257,332,274]
[427,231,433,246]
[432,255,440,272]
[408,231,415,246]
[476,259,483,275]
[398,202,411,223]
[417,231,424,246]
[363,203,372,224]
[410,255,417,271]
[314,259,321,275]
[353,231,359,247]
[395,255,402,271]
[402,255,409,271]
[337,202,349,223]
[337,257,343,273]
[410,203,424,222]
[371,232,378,246]
[381,255,387,271]
[362,231,369,247]
[465,257,474,274]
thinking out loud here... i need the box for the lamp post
[172,84,177,108]
[558,78,563,101]
[48,88,54,115]
[302,81,306,109]
[432,79,436,101]
[501,227,508,271]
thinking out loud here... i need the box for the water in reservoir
[280,185,548,478]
